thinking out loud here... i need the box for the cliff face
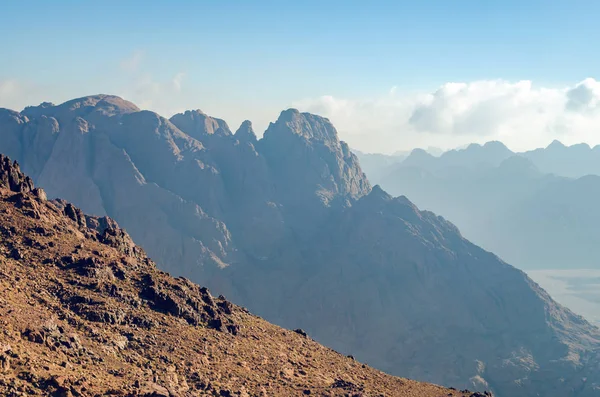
[0,154,480,397]
[1,96,599,396]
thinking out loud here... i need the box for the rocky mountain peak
[234,120,257,144]
[0,108,28,124]
[0,154,35,193]
[497,155,541,176]
[445,140,513,162]
[367,184,393,202]
[409,148,434,158]
[21,101,55,117]
[61,94,138,111]
[482,140,511,152]
[21,95,140,122]
[62,95,138,115]
[465,143,482,151]
[402,148,437,168]
[547,139,566,150]
[265,108,339,144]
[259,109,370,207]
[571,142,592,150]
[170,109,232,140]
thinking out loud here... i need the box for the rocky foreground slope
[1,96,600,396]
[0,155,483,396]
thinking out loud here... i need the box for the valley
[528,269,600,327]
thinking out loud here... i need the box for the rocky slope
[0,154,484,397]
[1,96,600,396]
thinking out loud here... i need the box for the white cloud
[293,78,600,153]
[0,70,188,122]
[0,79,19,97]
[4,73,600,154]
[172,72,185,92]
[1,47,189,118]
[116,71,188,117]
[119,50,144,72]
[565,78,600,112]
[0,79,54,112]
[115,50,188,116]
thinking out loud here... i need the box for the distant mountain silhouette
[362,139,600,186]
[400,141,513,171]
[1,96,600,396]
[352,149,407,184]
[377,141,600,269]
[522,140,600,178]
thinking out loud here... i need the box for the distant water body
[527,269,600,326]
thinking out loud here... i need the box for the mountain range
[364,141,600,270]
[0,154,483,396]
[1,95,600,396]
[357,140,600,186]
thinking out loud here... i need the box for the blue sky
[2,1,600,152]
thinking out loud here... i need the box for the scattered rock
[141,382,169,397]
[293,329,308,338]
[0,354,10,373]
[9,248,23,260]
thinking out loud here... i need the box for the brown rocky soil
[0,155,483,396]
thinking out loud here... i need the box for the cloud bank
[293,79,600,153]
[3,68,600,154]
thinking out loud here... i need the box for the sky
[2,0,600,153]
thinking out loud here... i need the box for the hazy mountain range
[357,140,600,184]
[357,141,600,270]
[1,95,599,396]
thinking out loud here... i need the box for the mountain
[1,96,600,396]
[0,154,483,397]
[379,152,600,270]
[353,146,445,186]
[522,140,600,178]
[367,139,600,184]
[400,141,514,175]
[360,142,515,185]
[353,149,408,184]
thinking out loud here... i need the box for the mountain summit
[260,108,370,205]
[1,96,599,396]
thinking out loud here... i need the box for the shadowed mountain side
[1,96,599,396]
[0,154,483,396]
